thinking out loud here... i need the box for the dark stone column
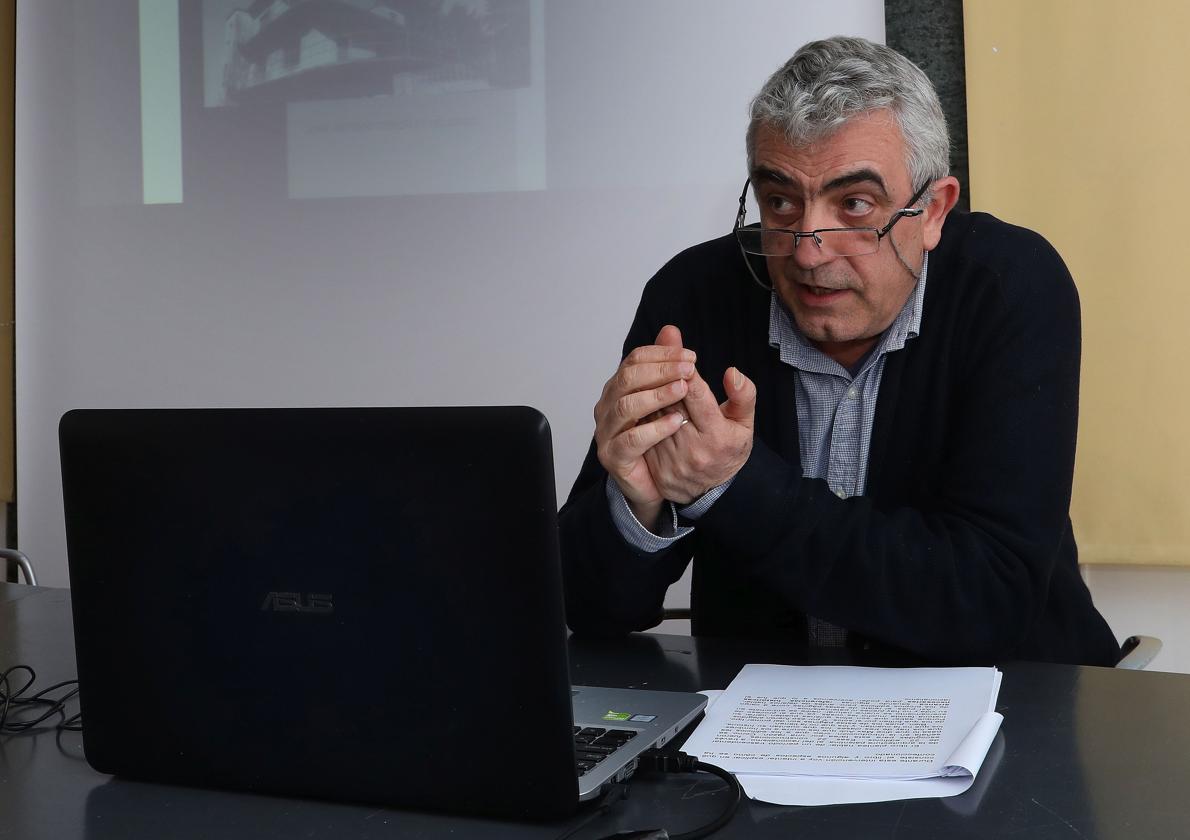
[885,0,970,213]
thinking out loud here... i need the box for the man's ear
[921,176,961,251]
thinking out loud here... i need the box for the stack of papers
[681,664,1003,806]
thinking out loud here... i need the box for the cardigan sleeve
[557,261,701,636]
[557,442,693,635]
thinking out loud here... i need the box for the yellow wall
[965,0,1190,565]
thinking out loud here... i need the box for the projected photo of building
[200,0,544,199]
[212,0,531,106]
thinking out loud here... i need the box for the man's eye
[842,197,874,216]
[766,196,797,216]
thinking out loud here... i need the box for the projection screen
[17,1,884,586]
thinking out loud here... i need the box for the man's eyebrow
[749,166,891,198]
[821,169,889,197]
[750,166,794,186]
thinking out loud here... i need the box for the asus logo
[259,592,334,615]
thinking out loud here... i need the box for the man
[558,36,1120,666]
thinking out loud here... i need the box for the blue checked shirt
[606,253,929,642]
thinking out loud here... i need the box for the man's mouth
[789,282,851,309]
[801,284,849,297]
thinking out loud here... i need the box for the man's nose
[790,231,834,270]
[789,202,839,269]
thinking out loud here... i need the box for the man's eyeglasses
[733,179,931,258]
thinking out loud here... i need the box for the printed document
[681,664,1003,805]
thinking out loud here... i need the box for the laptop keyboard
[573,726,638,776]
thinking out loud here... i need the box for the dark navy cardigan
[559,210,1120,667]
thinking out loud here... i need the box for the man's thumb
[655,324,683,348]
[722,367,756,427]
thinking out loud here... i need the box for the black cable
[0,665,82,734]
[638,751,742,840]
[589,750,743,840]
[554,782,631,840]
[672,760,740,840]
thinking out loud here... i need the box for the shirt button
[835,489,846,499]
[847,387,859,399]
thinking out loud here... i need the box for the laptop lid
[60,406,585,819]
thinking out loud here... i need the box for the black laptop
[59,407,705,820]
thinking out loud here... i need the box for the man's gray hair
[747,36,950,193]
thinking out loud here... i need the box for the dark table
[1,583,1188,839]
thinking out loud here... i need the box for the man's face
[751,112,948,365]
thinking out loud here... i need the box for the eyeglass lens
[736,228,881,258]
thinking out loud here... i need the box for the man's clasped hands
[593,325,757,532]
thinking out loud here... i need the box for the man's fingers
[614,359,695,395]
[721,367,757,429]
[610,379,688,427]
[680,368,723,430]
[623,344,694,367]
[605,412,686,466]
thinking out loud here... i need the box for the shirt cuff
[677,476,736,522]
[605,477,694,553]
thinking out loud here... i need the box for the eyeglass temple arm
[876,181,933,237]
[877,207,924,237]
[734,178,751,230]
